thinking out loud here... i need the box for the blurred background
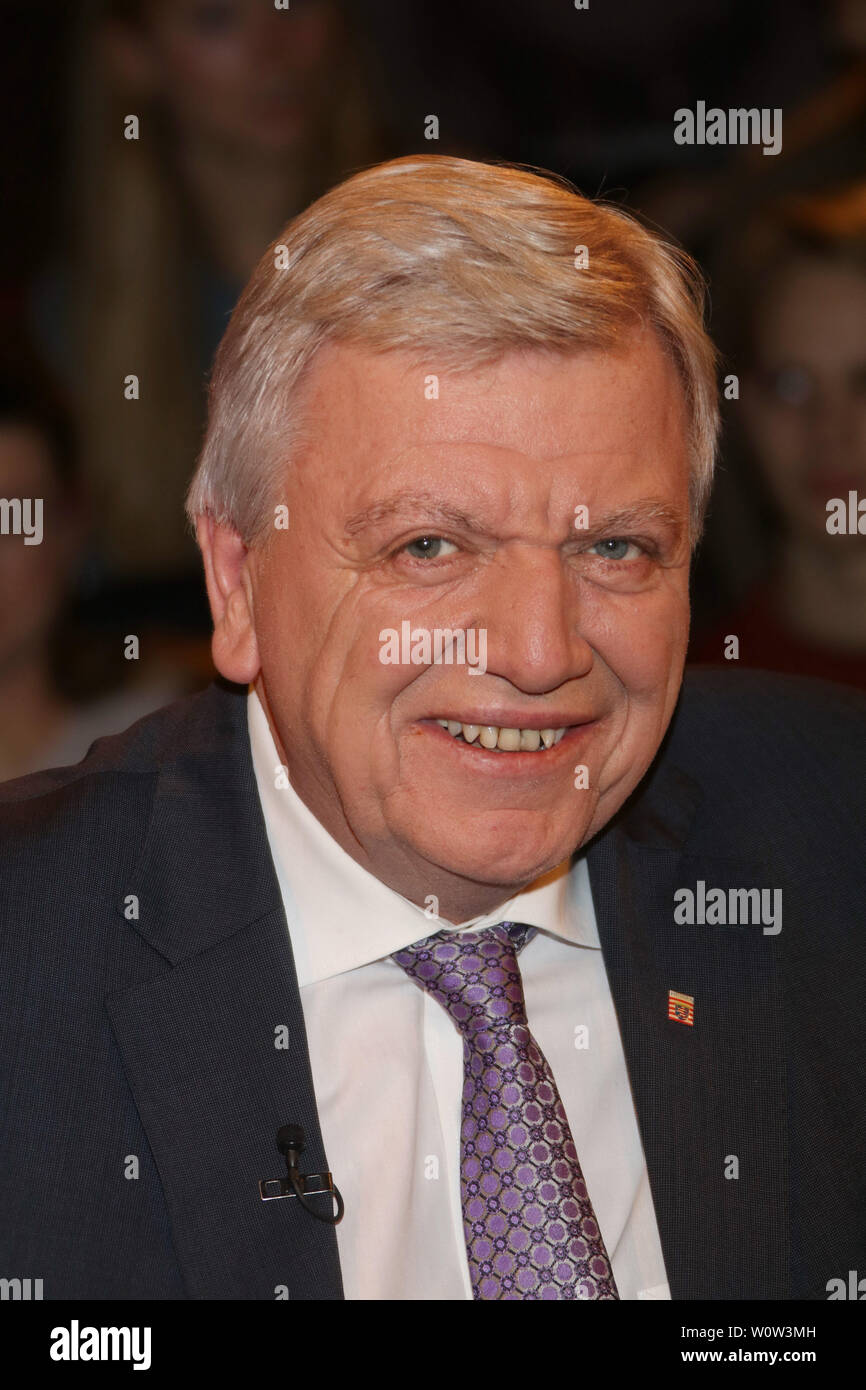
[1,0,864,778]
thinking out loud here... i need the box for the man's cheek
[615,606,687,694]
[257,575,307,654]
[595,638,670,704]
[304,631,412,766]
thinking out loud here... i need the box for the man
[1,156,864,1301]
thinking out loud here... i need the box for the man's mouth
[433,718,570,752]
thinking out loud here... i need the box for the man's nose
[476,546,593,695]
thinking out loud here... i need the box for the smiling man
[1,156,864,1302]
[202,337,692,924]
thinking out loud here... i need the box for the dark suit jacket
[1,669,864,1300]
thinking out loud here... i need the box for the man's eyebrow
[343,493,688,543]
[343,492,488,540]
[579,500,688,539]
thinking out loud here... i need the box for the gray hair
[186,155,719,546]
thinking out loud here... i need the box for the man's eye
[402,536,458,560]
[591,537,640,561]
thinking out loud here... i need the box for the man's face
[240,333,692,921]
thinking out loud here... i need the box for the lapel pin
[668,989,695,1026]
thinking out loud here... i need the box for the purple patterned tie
[392,922,619,1300]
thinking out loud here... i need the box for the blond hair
[187,156,720,545]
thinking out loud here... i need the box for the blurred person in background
[0,351,189,779]
[636,0,866,253]
[29,0,381,593]
[689,183,866,687]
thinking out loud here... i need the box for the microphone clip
[259,1124,345,1225]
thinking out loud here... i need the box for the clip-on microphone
[259,1124,345,1225]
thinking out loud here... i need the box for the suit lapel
[587,764,789,1299]
[104,683,344,1300]
[102,680,790,1300]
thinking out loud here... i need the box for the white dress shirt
[248,689,670,1300]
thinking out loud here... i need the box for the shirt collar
[248,688,600,987]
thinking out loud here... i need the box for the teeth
[435,720,568,751]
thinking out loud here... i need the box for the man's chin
[406,823,588,903]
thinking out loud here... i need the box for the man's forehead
[299,332,689,461]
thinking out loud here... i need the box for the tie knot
[392,921,537,1041]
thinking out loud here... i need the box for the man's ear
[196,515,261,685]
